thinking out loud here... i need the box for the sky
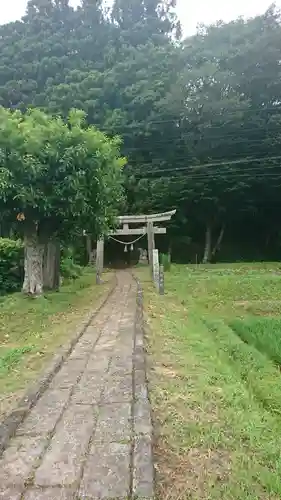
[0,0,279,35]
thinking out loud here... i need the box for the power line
[123,136,281,154]
[126,124,281,142]
[98,106,281,132]
[124,144,280,172]
[115,127,281,154]
[128,149,281,166]
[128,154,281,179]
[135,164,281,180]
[137,174,281,184]
[129,154,281,175]
[135,172,281,188]
[134,174,281,186]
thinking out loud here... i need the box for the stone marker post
[152,249,160,290]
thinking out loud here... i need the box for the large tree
[1,1,281,263]
[0,107,125,294]
[131,6,281,262]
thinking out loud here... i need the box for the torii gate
[96,210,176,272]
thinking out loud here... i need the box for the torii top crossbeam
[116,210,176,225]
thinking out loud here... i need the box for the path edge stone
[0,272,117,457]
[132,274,155,499]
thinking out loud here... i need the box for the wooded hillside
[1,0,281,263]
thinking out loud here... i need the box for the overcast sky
[0,0,278,35]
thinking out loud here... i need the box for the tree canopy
[1,0,281,263]
[0,106,125,293]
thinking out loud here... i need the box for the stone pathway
[0,271,153,500]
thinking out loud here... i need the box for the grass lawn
[0,269,113,420]
[137,263,281,499]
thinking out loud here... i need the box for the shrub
[160,252,171,271]
[0,238,24,294]
[0,240,84,295]
[60,247,83,280]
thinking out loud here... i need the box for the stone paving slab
[35,404,97,487]
[133,435,154,498]
[135,369,149,401]
[84,353,111,373]
[68,342,93,361]
[0,435,48,497]
[108,363,132,378]
[101,373,133,404]
[71,373,106,405]
[133,398,152,437]
[79,442,131,499]
[49,359,87,390]
[23,488,75,500]
[17,389,71,437]
[93,403,131,444]
[0,271,154,499]
[110,353,133,372]
[0,488,22,500]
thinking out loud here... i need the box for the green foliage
[0,0,281,261]
[0,238,23,294]
[0,237,84,295]
[71,240,88,267]
[230,316,281,367]
[124,6,281,262]
[0,268,112,407]
[60,248,83,280]
[60,258,83,280]
[138,263,281,498]
[0,107,125,242]
[0,346,33,376]
[160,252,171,271]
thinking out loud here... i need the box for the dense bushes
[0,239,84,295]
[0,238,24,294]
[60,248,83,280]
[160,253,171,271]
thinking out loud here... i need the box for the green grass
[136,263,281,499]
[0,346,34,376]
[230,316,281,367]
[0,269,113,419]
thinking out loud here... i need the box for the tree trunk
[22,228,44,296]
[86,235,92,265]
[202,224,212,264]
[212,225,225,258]
[43,240,60,290]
